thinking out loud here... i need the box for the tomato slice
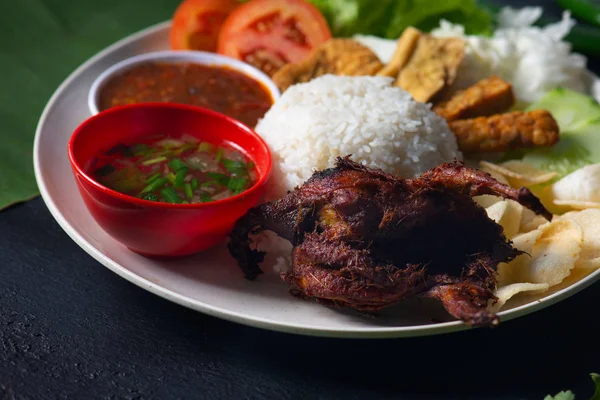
[217,0,332,76]
[170,0,239,52]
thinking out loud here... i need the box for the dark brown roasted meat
[227,157,551,326]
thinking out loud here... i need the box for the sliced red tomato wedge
[217,0,332,76]
[170,0,239,52]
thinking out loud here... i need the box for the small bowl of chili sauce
[88,50,280,129]
[68,102,272,257]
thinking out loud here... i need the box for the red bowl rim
[67,102,273,209]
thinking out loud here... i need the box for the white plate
[33,21,600,338]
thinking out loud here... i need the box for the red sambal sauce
[98,62,273,127]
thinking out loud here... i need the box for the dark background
[2,1,599,399]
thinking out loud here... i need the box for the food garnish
[272,38,384,92]
[544,372,600,400]
[216,0,332,76]
[91,135,257,204]
[307,0,493,39]
[170,0,239,51]
[228,156,550,326]
[556,0,600,28]
[511,88,600,179]
[98,62,273,128]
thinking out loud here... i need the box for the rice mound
[255,74,462,201]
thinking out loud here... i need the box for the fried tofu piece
[395,35,465,103]
[273,39,384,92]
[433,76,516,122]
[377,27,421,78]
[449,110,560,153]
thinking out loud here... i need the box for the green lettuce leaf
[591,373,600,400]
[307,0,493,39]
[543,373,600,400]
[504,88,600,180]
[544,391,576,400]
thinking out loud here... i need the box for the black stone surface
[3,198,600,400]
[3,1,600,398]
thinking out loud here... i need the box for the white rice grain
[255,75,461,202]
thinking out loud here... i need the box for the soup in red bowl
[68,102,272,257]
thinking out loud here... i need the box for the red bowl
[68,103,272,257]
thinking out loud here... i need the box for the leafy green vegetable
[228,177,248,194]
[140,177,168,194]
[307,0,493,38]
[544,373,600,400]
[174,168,187,187]
[184,183,193,199]
[160,187,183,204]
[545,391,576,400]
[221,159,249,176]
[591,373,600,400]
[168,158,187,172]
[507,88,600,179]
[200,192,212,203]
[529,88,600,133]
[207,172,230,187]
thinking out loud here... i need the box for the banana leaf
[0,0,179,210]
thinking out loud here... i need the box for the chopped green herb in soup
[90,134,257,204]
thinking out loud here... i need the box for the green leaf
[207,172,230,187]
[506,88,600,180]
[591,373,600,400]
[307,0,493,38]
[221,159,249,176]
[544,391,576,400]
[0,0,180,210]
[384,0,493,39]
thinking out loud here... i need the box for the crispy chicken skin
[228,157,551,326]
[433,76,516,122]
[449,110,560,153]
[272,39,384,92]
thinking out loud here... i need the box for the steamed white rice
[255,74,461,201]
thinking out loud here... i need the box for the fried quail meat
[272,39,384,92]
[228,157,551,326]
[449,110,560,153]
[433,76,516,122]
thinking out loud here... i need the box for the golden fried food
[377,27,421,78]
[449,110,560,153]
[272,39,384,92]
[395,35,465,103]
[433,76,516,122]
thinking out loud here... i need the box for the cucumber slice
[526,87,600,132]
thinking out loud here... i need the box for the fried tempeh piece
[433,76,516,122]
[396,35,465,103]
[449,110,560,153]
[273,39,384,92]
[377,27,421,78]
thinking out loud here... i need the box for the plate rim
[32,20,600,339]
